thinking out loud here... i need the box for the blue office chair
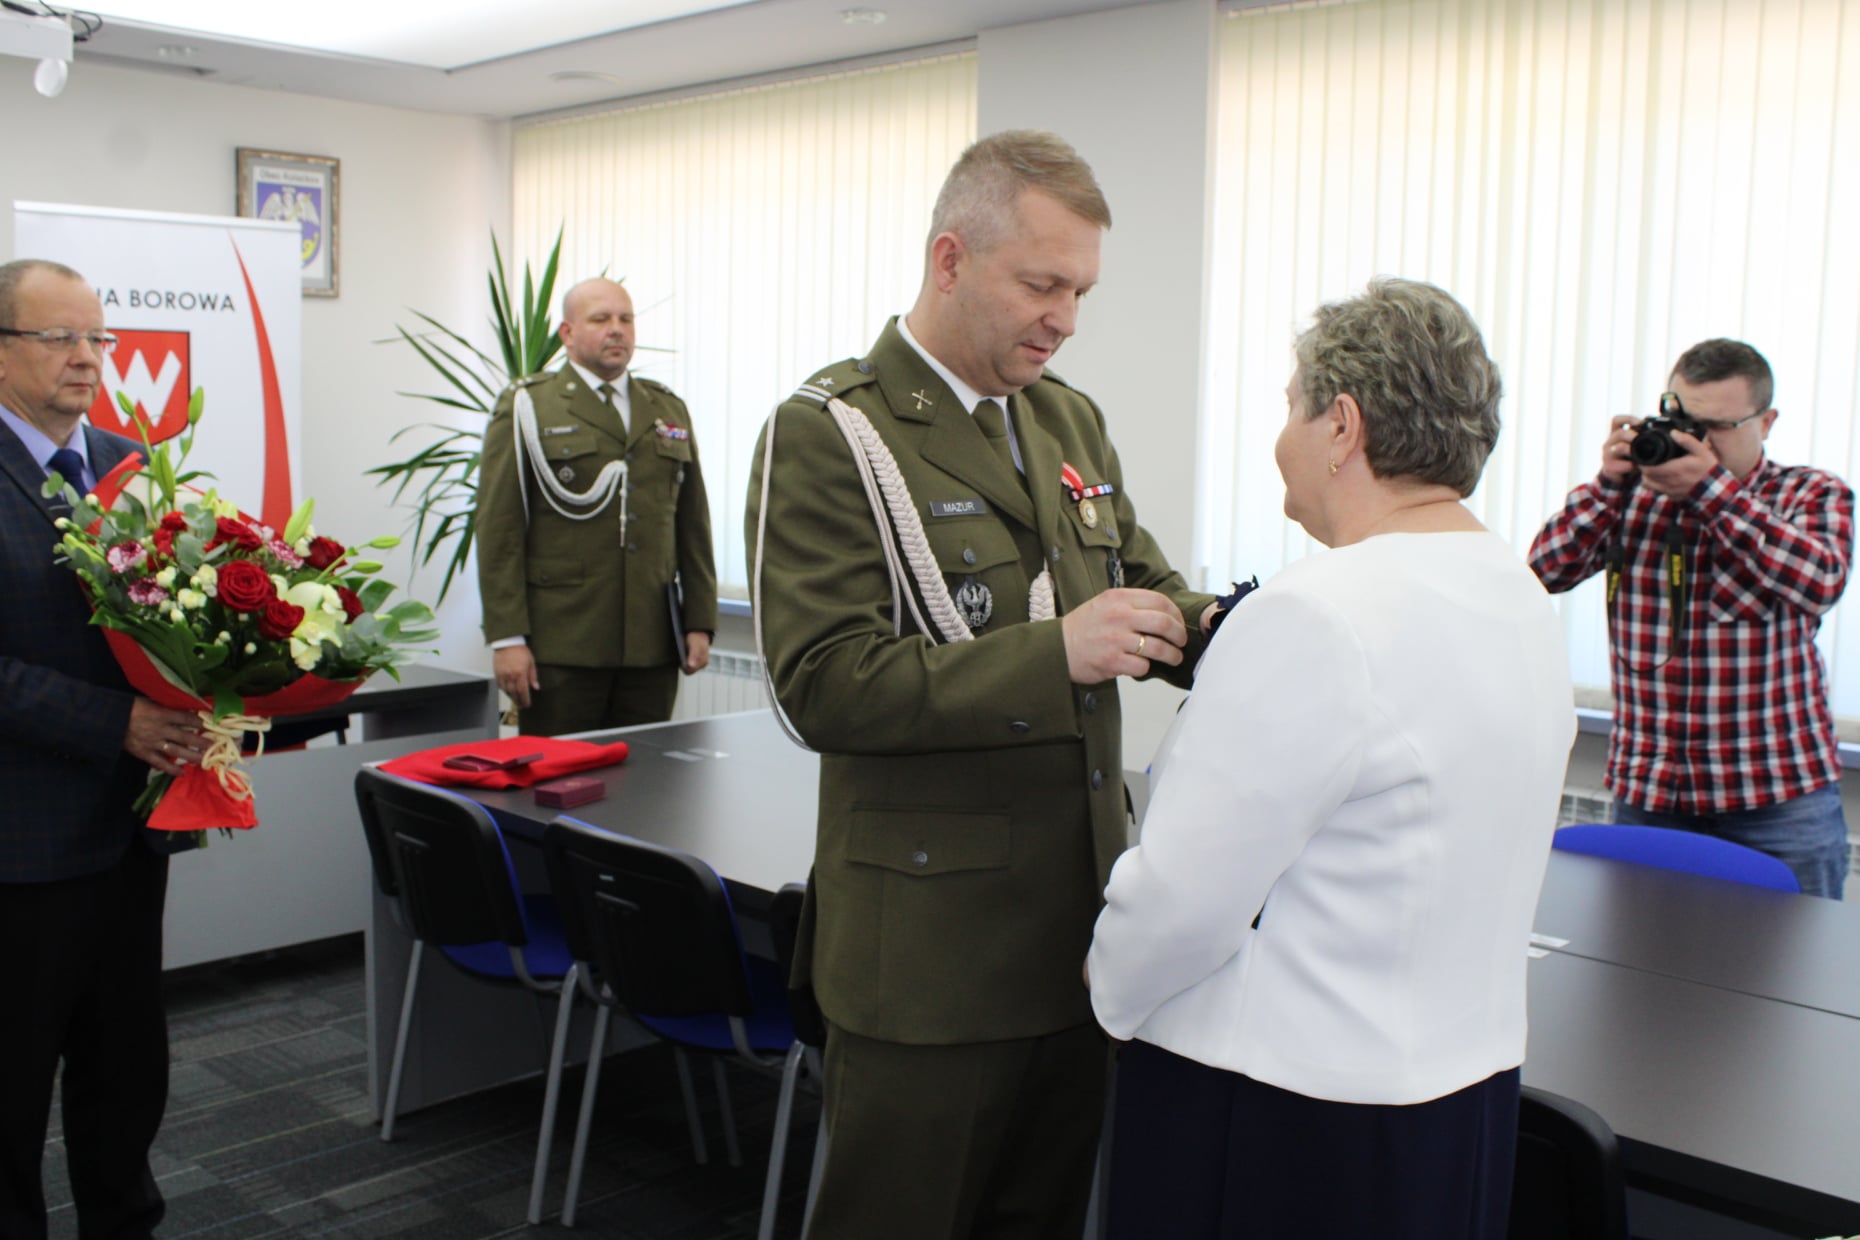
[539,816,798,1228]
[760,880,826,1240]
[1507,1085,1628,1240]
[351,766,574,1159]
[1553,824,1801,894]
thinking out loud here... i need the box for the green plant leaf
[373,224,565,603]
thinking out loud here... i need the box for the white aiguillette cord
[752,396,1056,749]
[513,385,629,538]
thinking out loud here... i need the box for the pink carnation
[127,578,170,607]
[106,542,148,573]
[267,539,305,569]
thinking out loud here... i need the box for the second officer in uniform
[477,276,717,734]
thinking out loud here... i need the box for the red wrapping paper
[380,736,630,788]
[102,627,370,831]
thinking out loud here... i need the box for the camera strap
[1606,518,1687,674]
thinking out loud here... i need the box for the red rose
[216,560,276,612]
[209,517,263,553]
[160,512,188,532]
[256,598,306,641]
[335,585,365,622]
[151,528,176,558]
[305,536,346,570]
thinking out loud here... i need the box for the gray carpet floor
[42,936,816,1239]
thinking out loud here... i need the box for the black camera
[1630,392,1707,467]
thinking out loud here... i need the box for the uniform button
[911,850,929,867]
[857,360,874,375]
[1083,692,1097,714]
[626,543,637,552]
[1090,768,1103,791]
[1009,721,1030,734]
[962,548,977,565]
[1050,546,1062,563]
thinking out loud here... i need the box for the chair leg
[562,1003,611,1229]
[381,940,425,1143]
[758,1041,807,1240]
[802,1047,826,1236]
[528,966,579,1225]
[672,1045,710,1165]
[712,1056,743,1168]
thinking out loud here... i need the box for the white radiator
[1557,788,1613,829]
[671,649,770,721]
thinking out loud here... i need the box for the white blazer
[1088,531,1575,1105]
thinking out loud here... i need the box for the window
[1201,0,1860,709]
[513,52,977,592]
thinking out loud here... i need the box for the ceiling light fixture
[0,3,100,99]
[548,69,625,85]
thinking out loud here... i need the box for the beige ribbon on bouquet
[195,711,272,801]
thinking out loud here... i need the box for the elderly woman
[1086,278,1575,1238]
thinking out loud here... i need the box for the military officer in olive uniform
[478,277,717,735]
[748,132,1218,1238]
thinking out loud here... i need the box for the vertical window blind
[1202,0,1860,711]
[513,52,978,591]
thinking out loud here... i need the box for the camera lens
[1631,424,1677,467]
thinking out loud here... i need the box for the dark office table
[1524,947,1860,1234]
[364,711,819,1116]
[365,711,1860,1234]
[471,711,819,899]
[1534,848,1860,1019]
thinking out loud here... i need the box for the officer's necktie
[597,382,629,439]
[973,400,1022,483]
[45,447,86,509]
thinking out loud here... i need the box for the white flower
[176,588,207,610]
[191,564,219,596]
[168,607,186,623]
[290,636,322,670]
[270,573,290,596]
[216,631,232,645]
[212,497,239,519]
[285,582,345,644]
[155,566,177,588]
[243,642,257,655]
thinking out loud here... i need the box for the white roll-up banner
[13,202,303,531]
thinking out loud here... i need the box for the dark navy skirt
[1107,1040,1520,1239]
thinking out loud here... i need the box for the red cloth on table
[379,735,629,788]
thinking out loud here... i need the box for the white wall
[0,58,512,674]
[979,0,1219,770]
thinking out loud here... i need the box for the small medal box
[533,775,607,809]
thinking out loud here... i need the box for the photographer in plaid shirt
[1530,339,1855,898]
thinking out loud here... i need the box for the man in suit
[747,132,1217,1238]
[477,277,718,735]
[0,259,209,1239]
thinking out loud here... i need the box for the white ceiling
[70,0,1176,120]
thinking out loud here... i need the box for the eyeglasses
[1691,408,1769,432]
[0,327,118,354]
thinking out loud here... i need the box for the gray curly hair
[1293,278,1502,498]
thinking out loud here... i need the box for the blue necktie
[46,447,86,507]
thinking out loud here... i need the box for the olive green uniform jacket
[748,319,1213,1045]
[479,367,718,667]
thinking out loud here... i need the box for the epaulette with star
[500,372,552,398]
[789,358,877,409]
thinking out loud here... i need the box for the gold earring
[1328,459,1338,476]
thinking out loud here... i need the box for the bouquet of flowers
[45,388,438,835]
